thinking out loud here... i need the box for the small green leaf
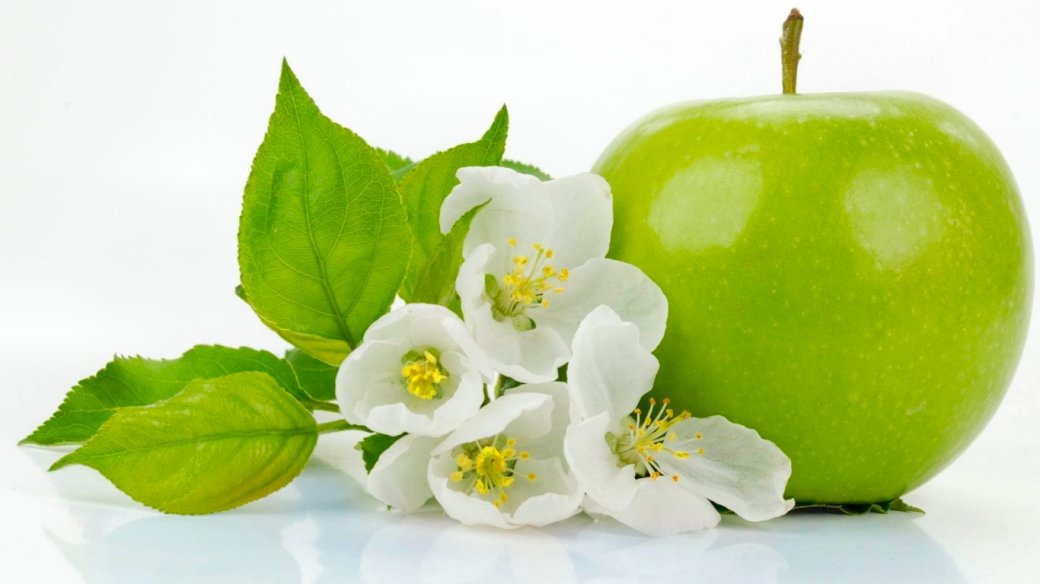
[22,346,307,446]
[50,372,317,515]
[238,60,410,363]
[377,148,416,180]
[356,433,403,473]
[408,204,483,311]
[285,348,338,402]
[793,497,924,515]
[398,106,508,302]
[501,159,551,181]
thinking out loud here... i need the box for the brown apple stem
[781,8,804,94]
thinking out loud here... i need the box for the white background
[1,1,1037,582]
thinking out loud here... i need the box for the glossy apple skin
[594,92,1033,503]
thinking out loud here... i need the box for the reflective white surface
[2,350,1038,583]
[2,0,1039,582]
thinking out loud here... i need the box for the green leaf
[21,346,307,446]
[398,106,508,302]
[356,432,403,473]
[51,372,317,515]
[238,59,410,363]
[285,348,338,402]
[377,148,416,180]
[501,159,551,181]
[408,204,483,311]
[792,497,924,515]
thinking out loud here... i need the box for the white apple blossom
[440,166,668,383]
[564,306,794,537]
[336,303,485,437]
[427,382,582,528]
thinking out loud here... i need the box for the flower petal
[504,381,571,452]
[439,166,541,237]
[508,457,582,527]
[563,412,638,510]
[535,258,668,352]
[441,166,612,270]
[583,479,721,537]
[427,462,514,529]
[431,392,551,456]
[455,243,569,383]
[566,305,659,422]
[657,416,794,522]
[366,434,440,512]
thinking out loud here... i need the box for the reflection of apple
[594,13,1032,503]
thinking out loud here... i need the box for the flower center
[450,435,537,508]
[400,350,448,400]
[609,398,704,482]
[486,238,569,329]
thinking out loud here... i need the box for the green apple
[593,11,1033,503]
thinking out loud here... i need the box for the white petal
[519,172,612,270]
[657,416,794,522]
[455,244,569,383]
[432,392,550,456]
[428,462,514,529]
[563,412,638,510]
[441,168,612,273]
[362,303,459,344]
[583,479,721,537]
[567,305,659,422]
[439,166,541,237]
[335,340,407,426]
[508,457,582,527]
[535,258,669,352]
[505,382,571,450]
[366,434,440,512]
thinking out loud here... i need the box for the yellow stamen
[491,238,570,321]
[610,397,699,481]
[401,350,448,400]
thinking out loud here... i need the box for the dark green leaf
[398,106,508,302]
[792,497,924,515]
[285,348,338,402]
[22,345,306,446]
[501,159,551,180]
[51,372,317,515]
[356,432,404,473]
[238,60,410,365]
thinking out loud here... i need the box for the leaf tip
[48,454,76,472]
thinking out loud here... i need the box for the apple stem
[781,8,804,94]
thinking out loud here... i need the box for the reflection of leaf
[398,107,508,302]
[792,497,924,515]
[238,60,409,363]
[285,348,339,402]
[22,345,306,446]
[356,433,403,473]
[51,372,317,514]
